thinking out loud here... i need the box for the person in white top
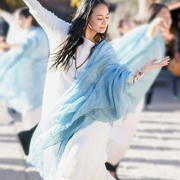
[22,0,169,179]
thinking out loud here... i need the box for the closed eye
[97,17,109,20]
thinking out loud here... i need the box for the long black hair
[50,0,109,72]
[19,7,39,27]
[145,3,169,24]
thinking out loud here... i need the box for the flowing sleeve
[1,11,16,26]
[22,0,70,41]
[1,11,21,44]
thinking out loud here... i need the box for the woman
[106,3,172,179]
[0,7,49,130]
[22,0,169,179]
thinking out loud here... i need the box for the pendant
[74,69,77,80]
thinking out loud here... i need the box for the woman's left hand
[141,56,170,74]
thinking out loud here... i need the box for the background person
[0,7,49,131]
[106,3,172,179]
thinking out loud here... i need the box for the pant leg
[0,99,13,125]
[22,106,42,130]
[106,112,138,165]
[106,98,144,165]
[145,84,154,105]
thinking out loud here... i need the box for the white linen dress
[23,0,136,179]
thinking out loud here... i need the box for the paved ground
[0,69,180,180]
[117,69,180,180]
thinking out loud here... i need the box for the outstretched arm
[0,10,16,26]
[128,56,170,83]
[22,0,70,40]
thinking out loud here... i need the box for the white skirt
[54,119,116,180]
[22,106,42,130]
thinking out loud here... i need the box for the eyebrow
[96,13,109,17]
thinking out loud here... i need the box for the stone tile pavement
[0,69,180,180]
[117,69,180,180]
[117,112,180,180]
[0,112,42,180]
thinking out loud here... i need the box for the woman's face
[155,7,172,32]
[17,14,32,30]
[88,4,109,34]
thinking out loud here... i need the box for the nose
[102,18,106,25]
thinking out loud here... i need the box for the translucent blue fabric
[27,41,133,179]
[111,25,165,108]
[0,27,49,113]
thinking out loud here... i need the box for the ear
[28,16,33,24]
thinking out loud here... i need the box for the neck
[85,26,97,43]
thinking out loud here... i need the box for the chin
[99,29,106,34]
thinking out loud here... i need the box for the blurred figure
[118,19,135,35]
[106,3,172,179]
[0,7,49,130]
[0,12,14,124]
[0,9,24,53]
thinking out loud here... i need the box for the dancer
[0,9,25,125]
[106,3,172,179]
[22,0,169,179]
[0,7,49,130]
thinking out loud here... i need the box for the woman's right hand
[141,56,170,74]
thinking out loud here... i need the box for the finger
[159,24,168,33]
[162,56,170,60]
[164,56,170,60]
[161,59,170,64]
[151,58,158,63]
[159,61,170,67]
[161,56,170,63]
[160,61,170,65]
[160,59,170,64]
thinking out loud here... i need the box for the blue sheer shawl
[27,40,133,178]
[111,25,165,108]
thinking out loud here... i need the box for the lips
[100,27,106,29]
